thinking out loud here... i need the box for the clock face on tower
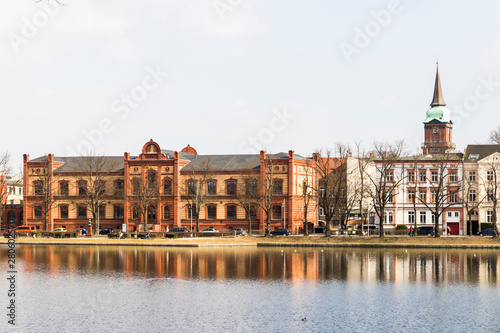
[432,127,439,134]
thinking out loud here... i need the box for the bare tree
[256,153,277,237]
[483,156,500,237]
[462,168,483,236]
[72,154,121,235]
[301,158,316,236]
[364,140,407,238]
[232,170,260,235]
[416,154,462,238]
[180,158,212,232]
[489,126,500,144]
[129,171,160,233]
[354,143,371,234]
[0,152,11,228]
[314,144,351,237]
[30,159,58,231]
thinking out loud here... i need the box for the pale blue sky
[2,0,500,170]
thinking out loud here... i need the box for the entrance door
[448,222,459,235]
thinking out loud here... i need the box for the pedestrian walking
[409,226,413,237]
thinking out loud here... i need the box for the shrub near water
[165,233,178,239]
[396,224,408,230]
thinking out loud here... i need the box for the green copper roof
[424,106,451,123]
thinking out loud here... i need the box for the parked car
[170,227,188,233]
[201,228,219,233]
[357,225,378,230]
[13,226,32,232]
[99,228,113,235]
[53,228,67,232]
[271,228,290,236]
[0,228,7,232]
[233,228,247,236]
[74,228,88,235]
[477,228,500,237]
[416,226,435,236]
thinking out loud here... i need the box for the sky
[2,0,500,172]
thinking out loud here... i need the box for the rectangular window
[34,206,42,219]
[60,182,68,196]
[60,205,68,219]
[188,204,197,219]
[387,192,393,203]
[449,171,457,182]
[319,206,325,216]
[227,206,236,220]
[207,205,217,219]
[386,171,394,182]
[469,190,476,202]
[248,205,257,220]
[408,211,415,224]
[114,181,124,195]
[487,211,493,223]
[226,180,237,196]
[454,212,459,217]
[419,211,426,224]
[449,190,457,203]
[408,171,415,182]
[163,206,170,220]
[34,181,43,195]
[419,190,427,203]
[469,172,476,182]
[98,205,105,219]
[272,205,282,220]
[431,190,437,203]
[408,189,415,203]
[163,179,172,194]
[487,189,494,202]
[487,171,494,181]
[448,212,452,217]
[273,180,283,195]
[114,206,124,219]
[384,211,393,224]
[431,172,438,182]
[207,181,217,195]
[420,171,426,182]
[78,182,87,196]
[246,180,257,196]
[188,181,197,196]
[78,206,87,219]
[432,214,435,224]
[98,181,106,195]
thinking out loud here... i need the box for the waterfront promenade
[2,235,500,248]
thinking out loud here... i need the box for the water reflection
[3,245,500,285]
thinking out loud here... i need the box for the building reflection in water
[6,245,500,285]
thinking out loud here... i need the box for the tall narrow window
[419,190,427,203]
[469,172,476,182]
[487,171,494,181]
[78,181,87,196]
[60,205,68,219]
[408,189,415,203]
[247,205,257,220]
[34,206,42,219]
[207,181,217,195]
[449,171,457,182]
[34,181,43,195]
[386,171,393,182]
[163,206,170,220]
[419,211,426,224]
[431,171,438,182]
[469,190,476,202]
[114,206,124,219]
[188,181,197,196]
[227,205,236,220]
[246,180,257,196]
[60,182,68,196]
[133,207,139,220]
[408,211,415,224]
[132,179,140,195]
[78,206,87,219]
[226,180,237,196]
[207,205,217,219]
[148,171,157,190]
[272,205,282,220]
[188,204,197,219]
[420,171,426,182]
[98,205,105,219]
[163,179,172,194]
[487,211,493,223]
[114,181,124,196]
[98,181,106,195]
[407,171,415,182]
[147,205,156,222]
[273,180,283,195]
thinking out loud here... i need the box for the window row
[406,170,458,183]
[186,179,283,196]
[407,189,458,203]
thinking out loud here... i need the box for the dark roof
[431,65,446,107]
[464,145,500,162]
[161,150,197,161]
[30,156,124,173]
[401,153,463,162]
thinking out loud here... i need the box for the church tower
[422,64,455,154]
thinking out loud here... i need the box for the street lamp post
[282,199,286,229]
[190,204,193,233]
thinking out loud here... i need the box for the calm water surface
[1,245,499,333]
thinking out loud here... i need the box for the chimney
[260,150,266,159]
[288,150,294,159]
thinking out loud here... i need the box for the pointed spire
[430,63,446,107]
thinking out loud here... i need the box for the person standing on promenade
[409,226,413,237]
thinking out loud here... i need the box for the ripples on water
[1,245,499,333]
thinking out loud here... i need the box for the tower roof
[430,64,446,107]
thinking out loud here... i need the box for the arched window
[163,206,170,220]
[132,179,140,195]
[114,206,124,219]
[34,181,43,195]
[7,211,15,223]
[148,171,157,189]
[164,178,172,194]
[132,206,139,220]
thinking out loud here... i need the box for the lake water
[1,245,499,332]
